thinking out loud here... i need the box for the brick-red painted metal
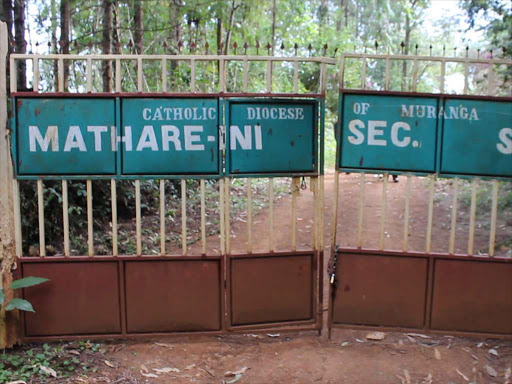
[125,259,222,333]
[431,259,512,334]
[22,261,122,336]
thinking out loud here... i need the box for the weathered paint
[441,98,512,178]
[121,98,220,175]
[226,99,318,175]
[339,93,438,173]
[15,98,116,175]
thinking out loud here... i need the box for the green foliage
[0,341,103,383]
[0,276,49,313]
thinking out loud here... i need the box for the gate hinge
[219,125,226,151]
[329,246,339,285]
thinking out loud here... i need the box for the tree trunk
[216,16,222,55]
[50,0,58,89]
[102,0,112,92]
[336,0,343,31]
[271,0,276,55]
[13,0,26,90]
[1,0,13,51]
[60,0,70,91]
[168,0,181,54]
[223,0,237,55]
[401,12,410,91]
[133,0,143,54]
[112,1,121,54]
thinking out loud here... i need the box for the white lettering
[87,126,108,151]
[29,125,59,152]
[497,128,512,155]
[230,125,252,150]
[391,122,411,147]
[161,125,182,151]
[368,120,387,146]
[64,126,87,152]
[184,125,204,151]
[136,126,158,151]
[347,119,365,145]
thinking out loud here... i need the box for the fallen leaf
[355,338,365,343]
[456,369,469,382]
[246,334,263,339]
[434,348,441,360]
[489,348,499,356]
[39,366,57,378]
[366,332,386,341]
[225,367,249,377]
[476,342,484,348]
[153,367,180,373]
[68,350,81,356]
[340,342,351,347]
[154,342,174,348]
[422,373,433,384]
[406,333,430,339]
[185,364,196,370]
[140,364,149,374]
[104,360,115,368]
[224,374,243,384]
[141,372,158,378]
[486,365,497,378]
[504,367,511,380]
[403,369,411,384]
[6,381,27,384]
[267,334,280,338]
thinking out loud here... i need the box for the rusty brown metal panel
[332,252,428,328]
[431,259,512,335]
[230,253,314,326]
[125,259,222,333]
[22,262,121,336]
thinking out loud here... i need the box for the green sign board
[226,99,318,175]
[121,98,220,175]
[441,98,512,178]
[15,98,117,175]
[14,97,222,177]
[339,93,438,173]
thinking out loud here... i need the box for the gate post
[0,21,20,348]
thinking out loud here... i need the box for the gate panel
[125,258,222,333]
[431,258,512,334]
[228,253,314,327]
[331,251,428,328]
[22,261,121,336]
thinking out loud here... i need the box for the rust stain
[16,99,22,108]
[34,108,40,117]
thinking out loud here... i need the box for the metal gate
[0,22,331,341]
[329,52,512,338]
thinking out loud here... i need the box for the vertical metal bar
[379,174,388,250]
[489,180,499,257]
[384,57,390,90]
[311,177,318,251]
[266,60,272,92]
[425,176,435,254]
[87,179,93,256]
[449,178,458,254]
[62,180,70,257]
[268,178,274,252]
[291,177,299,251]
[247,179,252,253]
[181,179,187,255]
[115,59,122,92]
[319,175,325,250]
[160,179,165,255]
[330,171,340,250]
[242,58,249,92]
[339,55,345,89]
[487,64,494,96]
[219,178,226,254]
[200,179,206,255]
[357,173,365,248]
[463,62,469,94]
[111,179,118,256]
[190,59,196,92]
[33,57,39,91]
[135,180,142,256]
[58,58,64,92]
[161,58,167,92]
[13,181,22,258]
[9,55,16,92]
[293,61,299,93]
[361,57,367,89]
[412,59,418,92]
[440,60,446,93]
[37,180,45,257]
[137,57,143,92]
[86,58,93,92]
[320,63,327,94]
[219,59,225,92]
[402,175,411,252]
[467,178,478,255]
[225,178,231,254]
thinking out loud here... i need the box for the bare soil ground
[9,172,512,383]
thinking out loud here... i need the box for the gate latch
[329,246,339,285]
